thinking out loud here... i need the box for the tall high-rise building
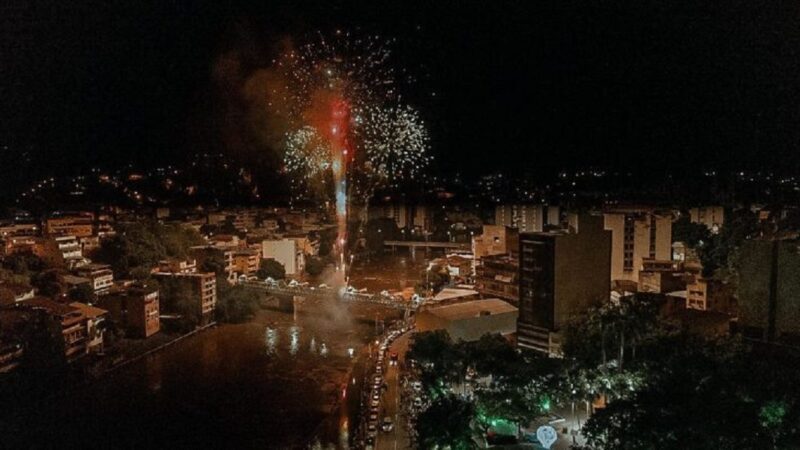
[603,209,672,286]
[496,204,543,232]
[517,215,611,355]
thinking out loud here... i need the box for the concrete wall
[416,309,519,342]
[554,216,611,329]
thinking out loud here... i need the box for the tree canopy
[257,258,285,280]
[95,221,204,277]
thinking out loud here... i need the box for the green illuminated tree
[417,394,477,450]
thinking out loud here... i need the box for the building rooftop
[21,297,80,317]
[425,298,517,321]
[63,275,91,286]
[69,302,108,318]
[76,263,111,271]
[0,282,34,296]
[432,287,480,302]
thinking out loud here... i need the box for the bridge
[383,240,470,257]
[239,279,425,312]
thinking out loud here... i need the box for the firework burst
[270,32,430,278]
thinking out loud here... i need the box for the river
[4,305,381,449]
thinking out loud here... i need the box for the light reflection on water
[265,326,278,354]
[5,305,384,449]
[289,325,300,355]
[265,325,333,358]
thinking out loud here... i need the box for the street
[375,332,412,450]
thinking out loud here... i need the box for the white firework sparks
[355,104,430,181]
[283,126,332,179]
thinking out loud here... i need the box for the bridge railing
[239,279,425,311]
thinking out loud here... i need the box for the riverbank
[100,321,217,375]
[6,305,376,449]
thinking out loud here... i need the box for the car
[365,436,375,445]
[381,417,394,432]
[371,399,380,407]
[369,412,378,421]
[411,381,422,391]
[413,397,423,407]
[318,283,329,289]
[372,392,380,400]
[380,290,390,297]
[288,279,299,287]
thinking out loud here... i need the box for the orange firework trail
[272,32,431,280]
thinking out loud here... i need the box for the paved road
[376,332,412,450]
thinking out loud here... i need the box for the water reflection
[7,307,375,449]
[265,327,278,354]
[289,325,300,355]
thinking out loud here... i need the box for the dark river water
[5,305,378,449]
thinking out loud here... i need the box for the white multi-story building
[495,204,561,233]
[262,238,304,275]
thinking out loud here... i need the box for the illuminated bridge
[238,279,425,311]
[383,240,471,258]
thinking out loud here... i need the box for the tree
[2,253,44,276]
[581,336,800,449]
[416,394,477,450]
[199,252,226,276]
[671,215,711,247]
[305,255,326,277]
[317,228,336,257]
[68,283,95,303]
[215,276,261,323]
[257,258,285,280]
[417,263,451,294]
[31,270,63,297]
[18,309,67,379]
[94,220,205,277]
[407,330,470,396]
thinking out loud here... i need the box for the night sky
[3,0,800,187]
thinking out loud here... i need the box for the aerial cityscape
[2,1,800,449]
